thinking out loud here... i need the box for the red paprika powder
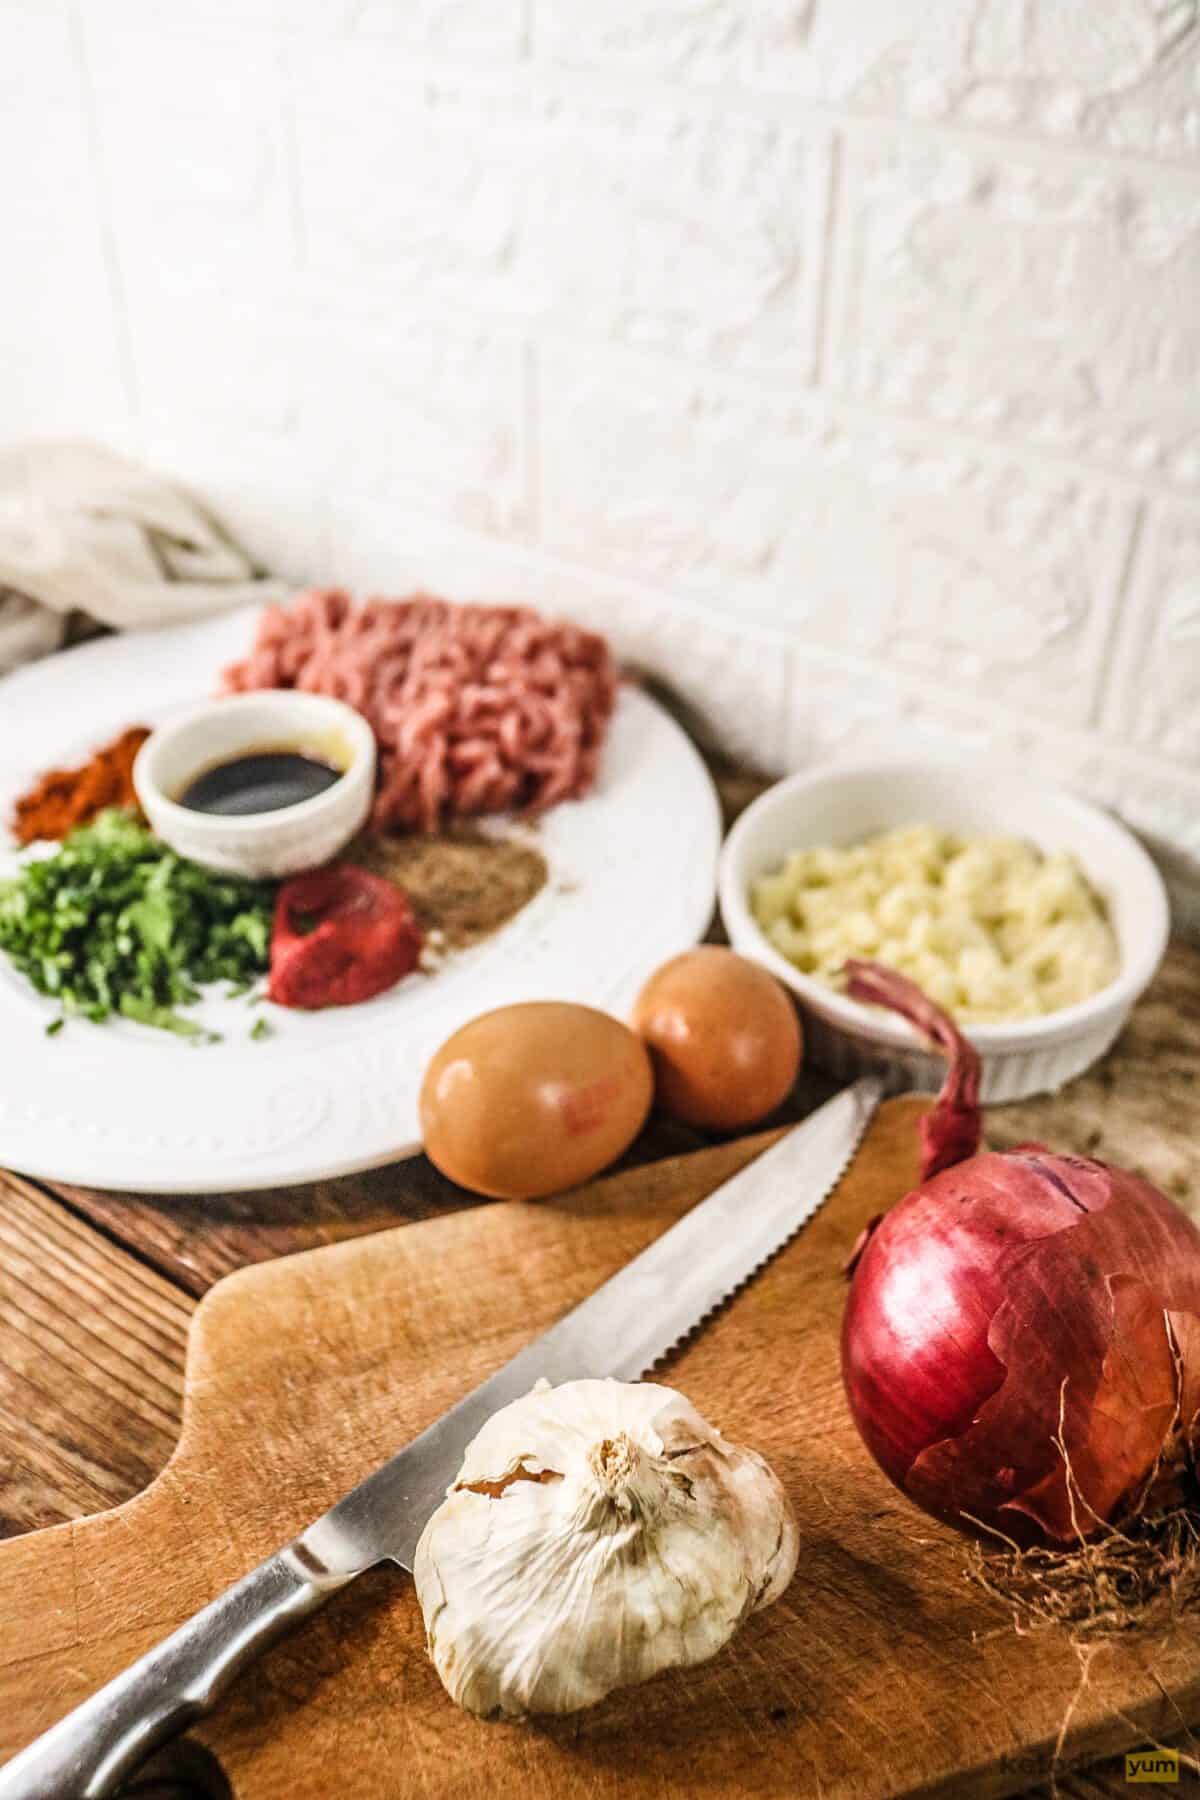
[10,725,151,846]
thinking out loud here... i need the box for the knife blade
[302,1071,885,1575]
[0,1074,884,1800]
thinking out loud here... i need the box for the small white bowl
[134,692,376,879]
[718,761,1170,1102]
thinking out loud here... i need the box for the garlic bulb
[414,1377,798,1719]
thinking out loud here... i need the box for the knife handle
[0,1545,349,1800]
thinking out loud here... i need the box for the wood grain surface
[2,1099,1198,1800]
[0,1175,194,1537]
[2,747,1197,1796]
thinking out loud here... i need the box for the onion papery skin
[839,961,1200,1547]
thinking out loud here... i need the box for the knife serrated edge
[638,1073,887,1377]
[298,1074,886,1575]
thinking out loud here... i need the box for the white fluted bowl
[718,762,1169,1103]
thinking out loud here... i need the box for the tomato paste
[268,865,422,1009]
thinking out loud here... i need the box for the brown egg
[632,946,802,1130]
[420,1001,654,1200]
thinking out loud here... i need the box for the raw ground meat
[221,589,618,835]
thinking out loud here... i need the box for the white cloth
[0,443,287,675]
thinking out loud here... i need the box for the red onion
[841,960,1200,1547]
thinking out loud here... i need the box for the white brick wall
[6,0,1200,906]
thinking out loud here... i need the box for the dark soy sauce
[180,751,343,817]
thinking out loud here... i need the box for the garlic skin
[414,1377,799,1719]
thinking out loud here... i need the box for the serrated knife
[0,1074,884,1800]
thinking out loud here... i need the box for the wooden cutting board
[1,1097,1196,1799]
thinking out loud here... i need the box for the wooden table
[2,764,1198,1799]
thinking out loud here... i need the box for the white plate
[0,608,721,1192]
